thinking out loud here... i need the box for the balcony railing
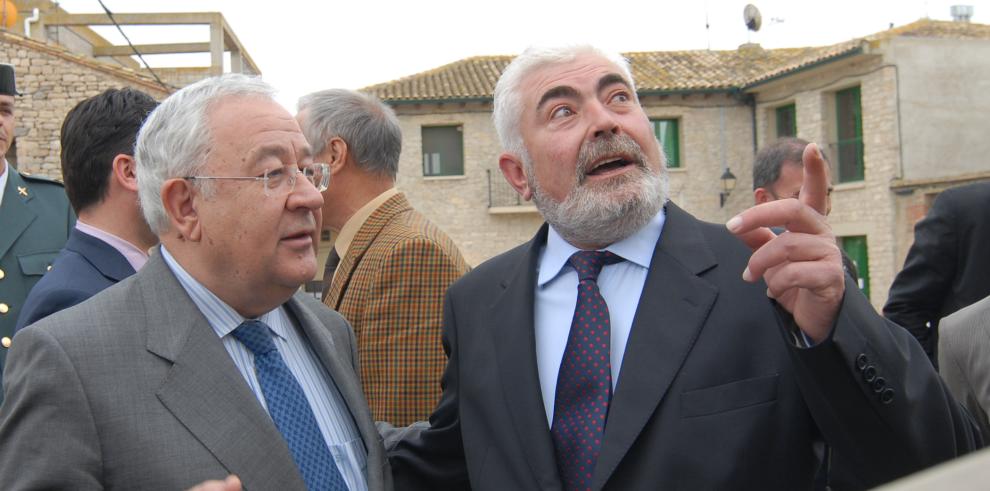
[487,169,525,207]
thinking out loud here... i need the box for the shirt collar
[0,159,8,208]
[75,219,150,272]
[159,245,287,341]
[333,187,399,258]
[537,207,666,287]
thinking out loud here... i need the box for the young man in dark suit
[383,45,980,490]
[16,88,159,331]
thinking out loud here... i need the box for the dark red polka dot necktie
[551,250,622,491]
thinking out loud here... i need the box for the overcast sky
[54,0,989,109]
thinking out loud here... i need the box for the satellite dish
[744,4,762,32]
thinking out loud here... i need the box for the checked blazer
[325,192,469,426]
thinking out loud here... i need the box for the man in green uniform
[0,63,74,399]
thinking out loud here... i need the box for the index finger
[800,142,829,216]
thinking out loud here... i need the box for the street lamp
[719,168,737,208]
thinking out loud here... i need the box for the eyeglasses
[183,163,330,196]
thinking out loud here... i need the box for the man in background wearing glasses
[0,75,391,490]
[296,89,469,427]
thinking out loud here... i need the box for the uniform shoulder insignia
[19,170,66,187]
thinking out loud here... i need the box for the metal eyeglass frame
[183,163,330,196]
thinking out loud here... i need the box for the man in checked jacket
[297,89,470,426]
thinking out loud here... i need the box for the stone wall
[641,93,755,224]
[392,102,543,266]
[753,55,901,308]
[1,32,169,179]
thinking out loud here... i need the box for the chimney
[951,5,974,22]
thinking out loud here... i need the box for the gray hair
[297,89,401,179]
[493,45,637,157]
[136,74,277,234]
[752,137,811,190]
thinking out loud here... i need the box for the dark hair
[752,137,810,190]
[60,88,158,212]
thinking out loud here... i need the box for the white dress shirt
[535,208,666,425]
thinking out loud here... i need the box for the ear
[111,154,139,193]
[753,188,773,205]
[327,137,349,175]
[498,153,533,201]
[160,178,202,241]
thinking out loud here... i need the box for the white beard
[527,134,668,248]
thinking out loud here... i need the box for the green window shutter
[775,104,797,138]
[840,235,870,299]
[650,118,680,168]
[421,126,465,177]
[835,87,864,183]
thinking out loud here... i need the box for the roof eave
[381,96,493,105]
[636,87,737,96]
[742,45,865,91]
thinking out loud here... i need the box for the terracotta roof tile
[363,19,990,102]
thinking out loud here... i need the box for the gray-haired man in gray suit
[0,74,391,490]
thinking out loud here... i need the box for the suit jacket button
[880,388,895,404]
[872,377,887,393]
[0,303,9,314]
[856,353,869,370]
[0,268,5,279]
[47,264,52,271]
[1,336,10,348]
[863,365,877,383]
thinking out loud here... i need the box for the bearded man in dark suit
[383,45,980,490]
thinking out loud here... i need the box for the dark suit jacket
[385,203,979,490]
[0,169,74,388]
[15,228,135,332]
[884,181,990,364]
[0,251,391,490]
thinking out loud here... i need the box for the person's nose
[286,171,324,211]
[586,100,621,140]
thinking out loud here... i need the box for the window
[421,126,464,177]
[840,235,870,299]
[835,86,863,183]
[775,104,797,138]
[650,118,680,168]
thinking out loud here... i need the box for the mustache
[575,134,648,184]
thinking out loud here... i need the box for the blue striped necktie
[233,320,348,491]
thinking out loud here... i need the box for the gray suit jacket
[939,294,990,438]
[0,251,391,490]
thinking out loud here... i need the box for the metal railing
[487,169,526,208]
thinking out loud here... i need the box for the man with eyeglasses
[0,75,391,490]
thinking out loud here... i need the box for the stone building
[362,19,990,309]
[2,0,258,176]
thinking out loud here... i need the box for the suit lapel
[290,294,376,444]
[591,203,719,490]
[0,171,37,259]
[326,193,411,309]
[66,228,136,282]
[142,253,306,490]
[287,294,386,489]
[492,225,564,489]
